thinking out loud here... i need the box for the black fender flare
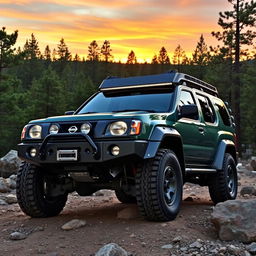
[144,126,181,159]
[212,140,237,170]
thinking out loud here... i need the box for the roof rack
[99,71,218,96]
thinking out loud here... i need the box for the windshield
[77,90,174,114]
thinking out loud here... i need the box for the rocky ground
[0,155,256,255]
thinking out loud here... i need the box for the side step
[185,168,217,174]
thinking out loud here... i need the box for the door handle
[198,127,205,134]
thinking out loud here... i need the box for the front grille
[58,121,96,135]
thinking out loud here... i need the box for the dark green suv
[17,71,238,221]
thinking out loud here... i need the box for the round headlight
[49,124,59,134]
[29,125,42,139]
[109,121,127,136]
[81,123,91,134]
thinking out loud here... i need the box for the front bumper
[18,134,148,165]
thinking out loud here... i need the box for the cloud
[0,0,230,61]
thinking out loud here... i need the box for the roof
[99,71,218,96]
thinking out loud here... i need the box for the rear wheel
[208,153,237,204]
[136,149,183,221]
[16,162,68,218]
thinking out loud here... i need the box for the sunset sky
[0,0,232,62]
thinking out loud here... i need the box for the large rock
[95,243,128,256]
[211,199,256,242]
[0,150,21,178]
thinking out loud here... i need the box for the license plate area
[57,149,78,161]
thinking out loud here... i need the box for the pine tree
[192,34,209,65]
[151,54,158,64]
[158,47,170,64]
[24,33,41,59]
[0,27,18,78]
[101,40,113,62]
[44,45,51,61]
[57,38,71,61]
[87,40,100,61]
[73,53,80,62]
[52,48,57,61]
[126,50,137,64]
[173,45,187,65]
[212,0,256,152]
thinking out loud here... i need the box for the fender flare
[212,140,237,170]
[144,126,182,159]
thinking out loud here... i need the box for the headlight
[109,121,127,136]
[29,125,42,139]
[49,124,59,134]
[21,125,27,140]
[81,123,91,134]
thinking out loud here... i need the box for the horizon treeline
[0,0,256,157]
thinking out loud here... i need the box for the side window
[197,94,216,123]
[214,100,231,126]
[179,90,198,120]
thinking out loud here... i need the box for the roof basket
[99,71,218,96]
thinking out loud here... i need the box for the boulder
[211,199,256,242]
[0,150,21,178]
[95,243,128,256]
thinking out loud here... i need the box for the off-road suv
[17,71,238,221]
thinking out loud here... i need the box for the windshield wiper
[113,109,156,113]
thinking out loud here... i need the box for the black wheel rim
[163,166,177,206]
[227,164,236,197]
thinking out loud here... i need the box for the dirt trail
[0,171,255,256]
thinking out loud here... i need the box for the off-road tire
[115,188,136,204]
[16,162,68,218]
[136,149,183,221]
[208,153,237,204]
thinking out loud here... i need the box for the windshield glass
[77,90,174,114]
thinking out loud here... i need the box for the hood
[29,111,153,124]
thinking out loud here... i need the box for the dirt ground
[0,168,255,256]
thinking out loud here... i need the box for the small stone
[5,178,16,189]
[61,219,86,231]
[246,242,256,255]
[161,223,167,227]
[228,245,241,255]
[189,241,202,249]
[129,233,136,238]
[117,206,139,219]
[94,189,115,197]
[240,186,256,196]
[9,231,27,240]
[5,194,17,204]
[95,243,128,256]
[161,244,173,249]
[172,236,182,243]
[219,247,227,253]
[180,247,188,252]
[0,178,10,193]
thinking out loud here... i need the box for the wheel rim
[163,166,177,206]
[227,164,236,197]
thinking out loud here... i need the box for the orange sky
[0,0,232,62]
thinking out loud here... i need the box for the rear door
[195,93,219,164]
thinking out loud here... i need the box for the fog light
[111,146,120,156]
[30,148,37,157]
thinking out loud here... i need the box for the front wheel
[208,153,238,204]
[136,149,183,221]
[16,162,68,218]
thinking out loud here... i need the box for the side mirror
[179,104,198,119]
[65,111,75,115]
